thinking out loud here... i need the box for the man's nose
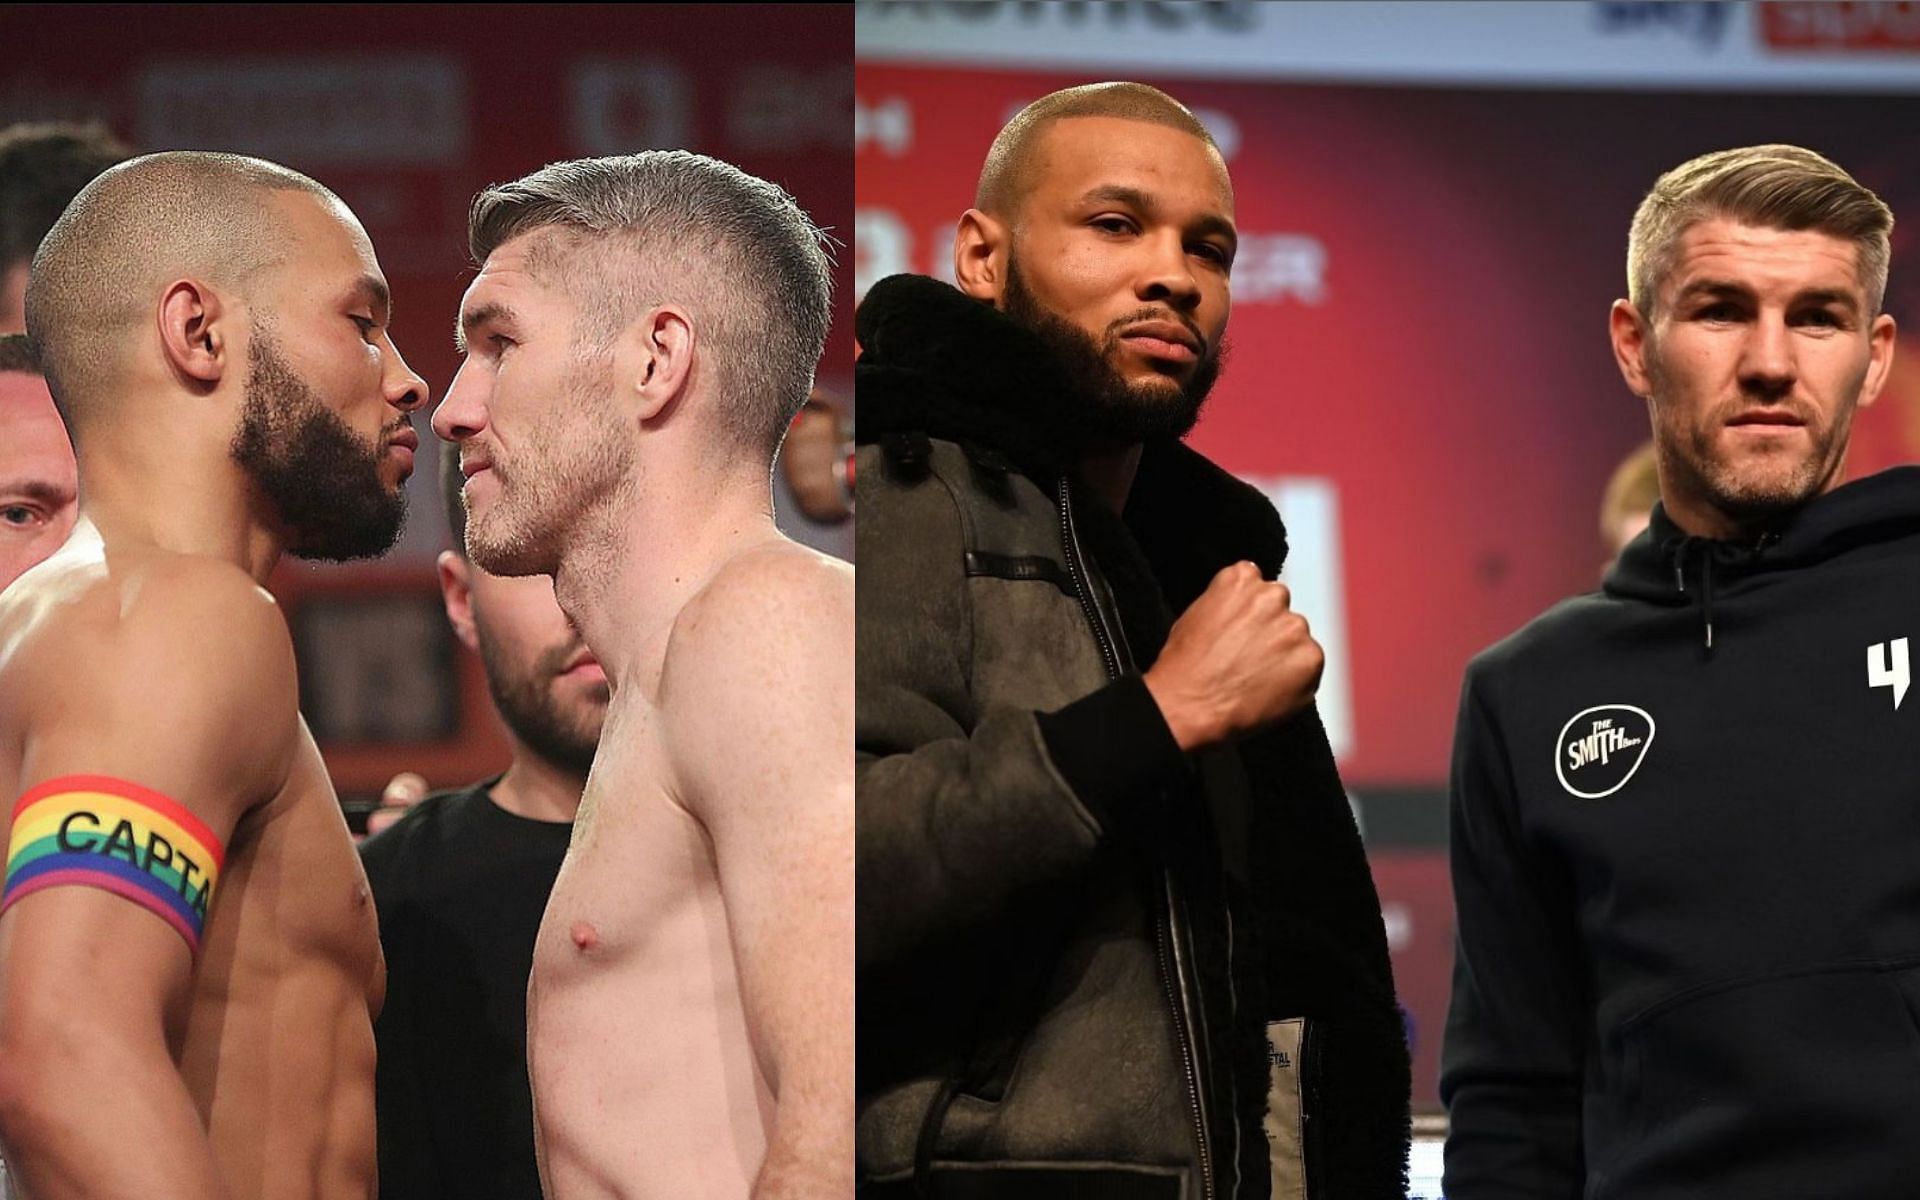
[1136,230,1201,310]
[432,359,489,443]
[1738,314,1797,397]
[384,342,429,413]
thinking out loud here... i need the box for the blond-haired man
[1443,145,1902,1198]
[432,153,851,1200]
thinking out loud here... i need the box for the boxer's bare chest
[541,695,719,975]
[199,726,384,1013]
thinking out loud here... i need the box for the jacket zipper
[1159,871,1221,1200]
[1057,477,1218,1200]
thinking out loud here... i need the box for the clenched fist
[1143,561,1324,751]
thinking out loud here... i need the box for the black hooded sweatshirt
[1443,466,1920,1199]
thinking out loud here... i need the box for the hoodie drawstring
[1669,537,1717,655]
[1701,551,1715,653]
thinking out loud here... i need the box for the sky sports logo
[1761,2,1920,51]
[1595,2,1920,53]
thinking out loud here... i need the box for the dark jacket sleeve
[855,450,1187,977]
[1441,665,1588,1200]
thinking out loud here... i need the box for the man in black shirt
[360,441,608,1199]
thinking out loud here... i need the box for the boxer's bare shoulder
[656,538,853,1196]
[0,541,299,796]
[657,538,854,809]
[0,538,380,1197]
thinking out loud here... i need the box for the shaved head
[975,81,1222,218]
[24,151,343,430]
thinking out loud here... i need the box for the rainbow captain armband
[2,775,224,957]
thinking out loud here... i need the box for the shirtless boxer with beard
[0,152,427,1198]
[433,153,851,1200]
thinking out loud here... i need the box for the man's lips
[1727,409,1806,428]
[385,427,418,474]
[461,456,493,479]
[1119,321,1202,363]
[559,650,605,682]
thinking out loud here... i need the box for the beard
[1649,360,1853,532]
[473,618,607,777]
[1001,255,1224,445]
[464,349,633,578]
[231,325,407,562]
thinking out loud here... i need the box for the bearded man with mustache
[855,81,1410,1200]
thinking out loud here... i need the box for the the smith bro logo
[1869,638,1909,710]
[1555,705,1656,799]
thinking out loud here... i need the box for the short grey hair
[1628,144,1893,316]
[468,153,834,461]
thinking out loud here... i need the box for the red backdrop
[857,59,1920,1106]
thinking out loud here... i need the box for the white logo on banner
[855,208,912,297]
[1193,107,1241,160]
[1243,476,1353,760]
[1235,235,1328,306]
[855,94,915,157]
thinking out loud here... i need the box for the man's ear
[437,550,479,653]
[1609,299,1654,400]
[613,304,694,426]
[1856,311,1898,412]
[157,279,230,389]
[954,208,1010,305]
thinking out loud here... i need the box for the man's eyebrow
[352,274,392,320]
[1676,279,1755,302]
[1077,184,1238,250]
[1793,287,1861,312]
[0,479,75,507]
[1676,279,1860,312]
[1080,184,1155,211]
[455,301,517,354]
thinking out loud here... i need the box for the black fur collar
[854,272,1290,606]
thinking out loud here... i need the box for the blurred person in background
[0,334,75,592]
[1600,439,1660,559]
[0,151,426,1196]
[0,121,131,332]
[0,123,131,593]
[782,385,853,525]
[1444,145,1906,1199]
[433,152,852,1200]
[360,439,605,1200]
[855,81,1409,1198]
